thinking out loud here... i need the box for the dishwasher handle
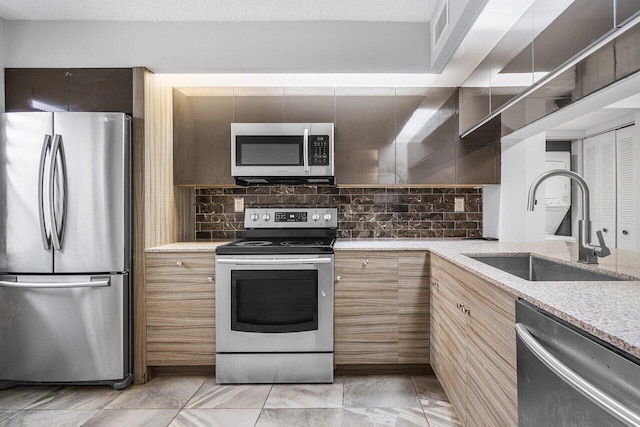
[515,323,640,426]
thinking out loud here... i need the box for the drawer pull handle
[176,261,183,267]
[336,275,342,281]
[363,259,369,265]
[207,276,213,282]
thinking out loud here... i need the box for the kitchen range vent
[432,0,449,52]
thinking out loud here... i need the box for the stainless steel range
[215,207,337,384]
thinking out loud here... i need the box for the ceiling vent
[432,0,450,53]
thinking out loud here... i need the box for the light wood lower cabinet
[334,251,430,365]
[430,253,517,426]
[145,252,215,366]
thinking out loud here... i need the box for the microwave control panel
[309,135,330,166]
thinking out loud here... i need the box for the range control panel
[275,212,308,222]
[309,135,330,166]
[245,208,338,228]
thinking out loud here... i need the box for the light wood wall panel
[132,68,194,383]
[132,67,147,384]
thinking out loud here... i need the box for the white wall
[0,17,6,112]
[484,132,546,241]
[5,21,430,73]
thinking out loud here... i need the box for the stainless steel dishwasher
[516,300,640,427]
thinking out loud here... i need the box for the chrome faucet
[527,169,610,264]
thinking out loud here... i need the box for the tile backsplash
[194,186,482,240]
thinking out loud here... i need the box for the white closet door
[616,126,637,251]
[583,131,617,248]
[598,132,617,248]
[583,135,601,243]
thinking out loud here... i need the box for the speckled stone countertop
[146,239,640,358]
[145,241,231,252]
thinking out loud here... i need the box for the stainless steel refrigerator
[0,112,132,389]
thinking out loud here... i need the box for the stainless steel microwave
[231,123,334,185]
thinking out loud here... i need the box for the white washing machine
[544,152,572,236]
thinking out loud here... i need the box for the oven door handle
[217,257,333,265]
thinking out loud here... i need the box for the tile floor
[0,374,461,426]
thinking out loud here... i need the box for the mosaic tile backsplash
[195,186,482,240]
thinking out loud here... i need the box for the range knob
[262,213,271,221]
[312,213,321,221]
[250,213,259,221]
[323,213,332,221]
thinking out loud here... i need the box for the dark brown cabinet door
[284,88,335,123]
[173,88,235,186]
[395,88,459,185]
[5,68,133,114]
[335,88,396,185]
[233,88,284,123]
[68,68,133,113]
[5,68,69,112]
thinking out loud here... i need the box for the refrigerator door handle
[49,134,68,251]
[38,134,53,250]
[0,277,111,288]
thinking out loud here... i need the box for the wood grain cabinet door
[431,253,518,427]
[430,255,468,424]
[145,252,216,366]
[398,252,430,364]
[334,252,399,364]
[464,267,517,427]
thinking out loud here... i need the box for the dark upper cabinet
[395,87,500,185]
[68,69,133,113]
[173,88,235,186]
[172,86,501,186]
[283,88,335,123]
[5,68,133,113]
[233,88,284,123]
[5,68,69,112]
[335,88,396,185]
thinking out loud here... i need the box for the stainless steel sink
[467,254,629,282]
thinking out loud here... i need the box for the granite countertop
[145,241,231,252]
[146,238,640,358]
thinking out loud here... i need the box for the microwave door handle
[303,128,309,173]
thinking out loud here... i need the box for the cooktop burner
[234,241,272,247]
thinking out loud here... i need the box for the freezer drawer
[0,274,129,383]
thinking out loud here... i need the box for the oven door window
[231,270,318,333]
[236,136,303,166]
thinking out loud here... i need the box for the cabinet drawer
[335,252,397,289]
[146,252,215,279]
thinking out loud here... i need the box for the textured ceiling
[0,0,439,22]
